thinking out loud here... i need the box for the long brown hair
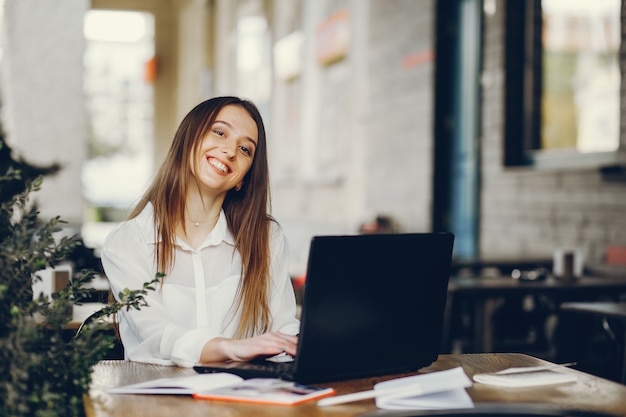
[129,96,273,339]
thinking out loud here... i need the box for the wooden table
[85,353,626,417]
[446,275,626,352]
[560,301,626,384]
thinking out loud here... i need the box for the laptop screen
[293,232,454,383]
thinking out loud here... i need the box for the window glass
[82,10,155,248]
[541,0,620,153]
[236,15,272,105]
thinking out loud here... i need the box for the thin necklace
[187,219,205,227]
[185,214,219,227]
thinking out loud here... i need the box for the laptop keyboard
[241,358,295,378]
[194,358,296,380]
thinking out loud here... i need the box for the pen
[492,362,577,375]
[317,383,423,407]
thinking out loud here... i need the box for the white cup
[553,247,586,279]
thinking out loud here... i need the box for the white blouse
[100,203,300,367]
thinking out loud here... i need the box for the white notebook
[375,367,474,410]
[108,373,243,395]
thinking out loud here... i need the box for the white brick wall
[363,0,435,232]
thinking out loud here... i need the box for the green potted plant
[0,136,159,417]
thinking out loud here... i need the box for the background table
[68,302,108,331]
[85,353,626,417]
[445,275,626,353]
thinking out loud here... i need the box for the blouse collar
[141,203,235,249]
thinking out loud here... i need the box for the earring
[235,183,242,192]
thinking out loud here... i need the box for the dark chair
[74,308,124,359]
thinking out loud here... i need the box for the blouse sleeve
[267,222,301,335]
[101,219,214,366]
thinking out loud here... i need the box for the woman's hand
[200,332,298,363]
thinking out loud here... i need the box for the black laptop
[194,232,454,384]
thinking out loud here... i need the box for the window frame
[503,0,625,170]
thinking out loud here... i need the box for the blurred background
[2,0,625,275]
[2,0,626,380]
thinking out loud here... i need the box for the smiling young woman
[101,96,299,367]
